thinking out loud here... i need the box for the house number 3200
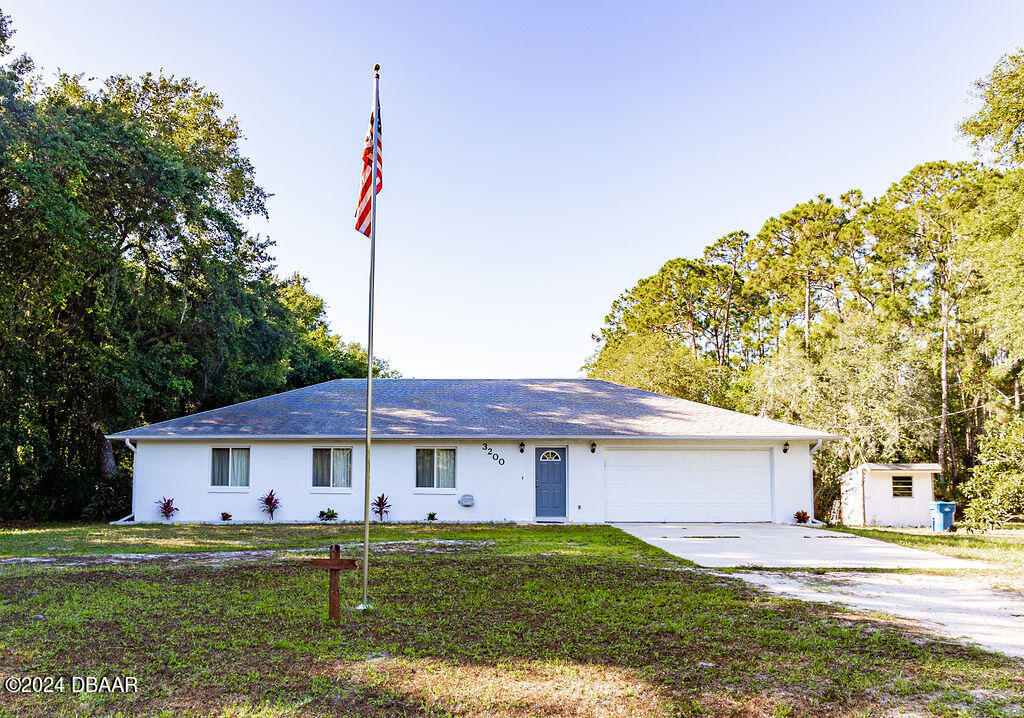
[481,443,506,466]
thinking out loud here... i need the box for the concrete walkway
[614,522,983,568]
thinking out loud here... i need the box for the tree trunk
[944,422,958,482]
[804,272,811,352]
[720,264,738,367]
[938,294,949,487]
[95,425,116,480]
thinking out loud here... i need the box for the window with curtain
[415,448,456,488]
[313,448,352,488]
[211,448,229,486]
[435,448,455,488]
[212,447,249,487]
[415,449,434,488]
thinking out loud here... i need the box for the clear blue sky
[6,1,1023,378]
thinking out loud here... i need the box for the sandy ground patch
[0,539,492,568]
[733,569,1024,659]
[342,657,679,718]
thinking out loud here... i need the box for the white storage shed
[838,463,939,527]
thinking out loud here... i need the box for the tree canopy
[0,15,392,520]
[589,52,1024,524]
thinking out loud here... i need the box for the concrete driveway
[734,569,1024,658]
[614,522,981,568]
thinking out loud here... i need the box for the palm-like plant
[260,490,281,520]
[372,494,391,522]
[155,496,178,521]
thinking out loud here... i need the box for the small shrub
[319,508,338,522]
[812,474,840,524]
[155,497,178,521]
[793,510,810,524]
[259,490,281,520]
[220,512,232,522]
[426,511,438,522]
[372,494,391,522]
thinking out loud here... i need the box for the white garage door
[604,449,772,522]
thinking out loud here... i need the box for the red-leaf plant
[793,510,810,524]
[260,490,281,520]
[372,493,391,522]
[220,512,232,522]
[155,497,178,521]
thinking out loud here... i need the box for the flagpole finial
[373,64,380,76]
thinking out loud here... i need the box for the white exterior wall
[839,469,866,525]
[839,468,934,527]
[130,437,814,524]
[772,440,814,523]
[863,470,934,527]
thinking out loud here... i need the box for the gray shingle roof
[107,378,837,441]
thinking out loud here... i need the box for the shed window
[211,448,249,487]
[312,448,352,488]
[892,475,913,497]
[415,448,456,488]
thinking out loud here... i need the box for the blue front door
[535,448,566,517]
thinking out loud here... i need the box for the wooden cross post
[309,544,358,624]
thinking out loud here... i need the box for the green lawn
[830,522,1024,592]
[0,524,1021,717]
[0,522,653,561]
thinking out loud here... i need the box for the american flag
[355,95,382,237]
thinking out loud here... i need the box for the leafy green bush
[964,416,1024,530]
[318,508,338,522]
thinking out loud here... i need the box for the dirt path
[733,569,1024,659]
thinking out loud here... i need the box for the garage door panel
[604,449,771,522]
[604,449,770,469]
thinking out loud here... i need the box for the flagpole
[358,63,380,612]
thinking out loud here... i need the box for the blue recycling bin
[929,501,957,532]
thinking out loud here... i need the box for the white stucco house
[107,379,836,525]
[837,462,940,527]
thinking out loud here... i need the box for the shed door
[604,449,772,522]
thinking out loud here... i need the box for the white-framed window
[892,475,913,497]
[539,450,561,462]
[312,447,352,488]
[211,447,250,487]
[415,447,456,489]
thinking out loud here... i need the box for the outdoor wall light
[783,441,790,454]
[519,442,525,453]
[590,442,597,453]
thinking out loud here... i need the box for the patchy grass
[830,522,1024,592]
[0,525,1021,717]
